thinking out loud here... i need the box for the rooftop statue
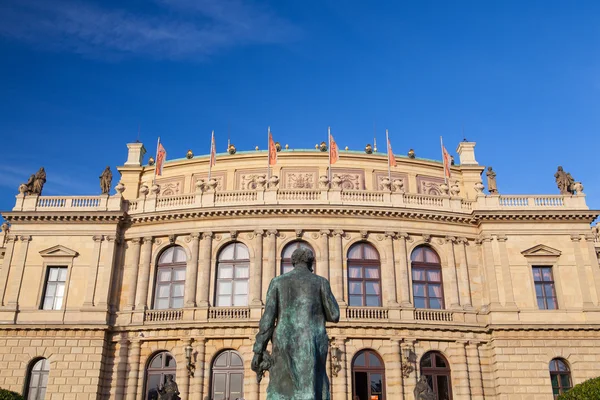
[554,166,575,195]
[486,166,498,194]
[252,247,340,400]
[100,166,112,194]
[32,167,46,195]
[414,375,436,400]
[24,174,35,195]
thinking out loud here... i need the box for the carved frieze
[417,176,445,195]
[191,172,226,192]
[155,176,185,196]
[235,169,268,190]
[329,168,365,190]
[281,168,318,189]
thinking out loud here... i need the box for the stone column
[387,339,404,400]
[457,237,473,309]
[480,236,500,308]
[466,341,484,400]
[384,232,399,306]
[445,236,461,309]
[82,235,104,308]
[571,235,594,308]
[496,235,517,308]
[0,235,17,306]
[135,237,154,310]
[179,338,192,399]
[319,230,331,280]
[125,238,142,311]
[190,337,206,399]
[453,341,471,398]
[251,230,264,306]
[395,233,411,306]
[262,230,277,301]
[97,235,120,309]
[126,340,141,400]
[185,233,201,307]
[584,234,600,305]
[114,338,130,398]
[331,230,345,304]
[197,232,213,307]
[6,235,31,308]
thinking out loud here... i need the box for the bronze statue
[156,375,179,400]
[252,248,340,399]
[486,166,498,194]
[554,166,574,195]
[414,375,436,400]
[32,167,46,195]
[100,166,112,194]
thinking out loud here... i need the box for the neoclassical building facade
[0,140,599,400]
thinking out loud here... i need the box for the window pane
[437,375,450,400]
[368,353,382,367]
[544,284,555,298]
[365,282,379,295]
[42,297,54,310]
[218,266,233,279]
[546,297,556,310]
[171,297,183,309]
[282,265,293,274]
[235,243,249,260]
[213,373,226,400]
[219,244,235,261]
[233,280,248,295]
[435,354,447,368]
[56,283,65,297]
[532,268,542,281]
[214,352,228,367]
[429,298,442,309]
[363,245,379,260]
[235,266,249,279]
[46,283,56,297]
[150,354,163,368]
[348,245,362,259]
[283,244,297,258]
[165,354,175,368]
[159,247,174,264]
[172,283,184,297]
[49,268,59,281]
[233,294,248,306]
[542,268,553,281]
[350,282,363,295]
[411,247,424,262]
[535,283,543,297]
[217,281,232,295]
[427,270,441,282]
[366,296,380,307]
[173,268,186,281]
[557,360,568,372]
[158,269,171,282]
[230,373,244,397]
[412,268,425,281]
[349,267,362,278]
[424,249,440,263]
[365,268,380,279]
[551,374,559,388]
[30,373,39,388]
[560,374,571,389]
[420,354,432,368]
[414,297,426,309]
[349,295,363,306]
[230,353,243,366]
[370,373,383,396]
[413,284,425,296]
[158,284,170,298]
[217,296,231,307]
[54,296,63,310]
[58,268,68,281]
[156,298,169,309]
[354,352,365,366]
[173,247,186,262]
[537,297,546,310]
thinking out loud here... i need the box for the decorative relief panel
[417,175,445,195]
[329,168,365,190]
[373,171,409,191]
[281,168,318,189]
[155,176,185,196]
[191,172,226,191]
[235,169,268,190]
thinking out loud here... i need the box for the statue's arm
[321,278,340,323]
[253,280,278,354]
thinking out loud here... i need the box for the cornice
[2,211,126,224]
[472,209,599,224]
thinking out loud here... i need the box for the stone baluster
[319,230,331,280]
[185,233,201,307]
[384,232,399,306]
[135,237,154,310]
[83,235,104,308]
[197,232,213,307]
[191,337,207,399]
[6,235,32,308]
[466,341,484,400]
[125,238,141,310]
[331,230,345,304]
[445,236,461,309]
[480,236,500,308]
[457,237,473,309]
[571,235,594,308]
[251,230,264,306]
[395,233,412,306]
[262,230,277,301]
[125,340,141,400]
[496,235,517,308]
[0,235,17,306]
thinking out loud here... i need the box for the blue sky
[1,0,599,217]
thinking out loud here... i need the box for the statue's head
[291,248,315,272]
[558,166,563,171]
[487,166,492,171]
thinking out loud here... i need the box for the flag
[268,129,277,166]
[329,133,339,164]
[442,145,452,179]
[387,137,397,167]
[209,131,216,167]
[156,141,167,176]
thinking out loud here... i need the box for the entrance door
[211,350,244,400]
[352,350,386,400]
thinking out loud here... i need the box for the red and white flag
[209,131,216,167]
[268,128,277,166]
[156,140,167,176]
[442,144,452,180]
[387,135,397,167]
[329,132,339,164]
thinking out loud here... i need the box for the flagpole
[386,129,391,182]
[440,136,447,184]
[328,127,332,184]
[267,126,271,180]
[208,131,214,181]
[153,136,160,185]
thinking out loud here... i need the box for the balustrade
[208,307,250,319]
[156,193,195,209]
[144,309,183,322]
[414,309,453,322]
[346,307,389,320]
[404,194,445,207]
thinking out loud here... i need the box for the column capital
[254,229,265,237]
[19,235,32,242]
[457,237,468,244]
[92,235,104,243]
[445,235,457,244]
[333,230,344,237]
[384,231,397,239]
[422,234,431,243]
[480,235,493,243]
[131,237,142,245]
[495,234,508,242]
[229,230,238,239]
[319,229,331,237]
[584,234,596,242]
[142,236,154,244]
[397,232,409,241]
[190,232,202,240]
[267,229,278,237]
[570,234,582,242]
[202,231,213,240]
[5,235,17,243]
[106,235,120,244]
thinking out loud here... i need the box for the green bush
[558,376,600,400]
[0,388,24,400]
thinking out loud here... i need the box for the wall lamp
[185,344,195,377]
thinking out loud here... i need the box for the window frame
[214,242,250,307]
[144,351,177,400]
[351,349,386,400]
[532,266,558,310]
[280,240,315,275]
[411,246,445,310]
[420,351,453,400]
[347,242,382,308]
[210,350,245,400]
[40,266,68,311]
[24,357,50,400]
[549,358,572,399]
[153,246,187,310]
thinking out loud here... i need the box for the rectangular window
[533,266,557,310]
[42,267,67,310]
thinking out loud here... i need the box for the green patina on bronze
[252,248,340,400]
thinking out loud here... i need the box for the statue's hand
[251,352,263,373]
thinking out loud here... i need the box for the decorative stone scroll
[417,176,445,195]
[329,168,365,190]
[155,176,185,196]
[281,168,319,189]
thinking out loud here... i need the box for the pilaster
[197,232,213,308]
[6,235,31,309]
[184,233,201,308]
[124,238,142,311]
[135,237,154,310]
[571,235,594,308]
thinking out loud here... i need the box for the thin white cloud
[0,0,300,60]
[0,165,97,196]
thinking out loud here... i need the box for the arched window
[25,358,50,400]
[211,350,244,400]
[352,349,386,400]
[549,358,572,398]
[411,246,444,309]
[154,246,186,309]
[281,241,315,274]
[348,243,381,307]
[145,351,176,400]
[215,243,249,307]
[420,351,452,400]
